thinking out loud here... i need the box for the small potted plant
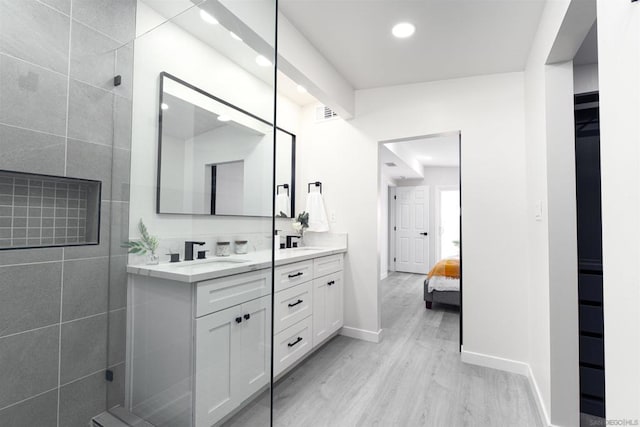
[292,211,309,245]
[123,219,160,265]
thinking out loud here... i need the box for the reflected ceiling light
[199,10,218,25]
[230,31,243,42]
[296,85,307,93]
[255,55,272,67]
[392,22,415,38]
[161,103,169,110]
[217,115,231,122]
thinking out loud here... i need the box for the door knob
[420,232,428,236]
[235,317,242,323]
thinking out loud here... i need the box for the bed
[424,256,460,309]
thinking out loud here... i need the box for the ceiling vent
[384,162,397,167]
[315,105,338,122]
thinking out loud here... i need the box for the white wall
[378,166,395,280]
[574,63,599,94]
[130,2,300,251]
[597,0,640,419]
[298,72,529,354]
[397,166,460,269]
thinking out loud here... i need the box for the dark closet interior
[574,92,605,418]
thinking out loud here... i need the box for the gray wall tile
[60,313,107,384]
[72,0,136,44]
[108,255,127,310]
[109,201,129,256]
[70,20,118,91]
[59,371,107,427]
[107,309,125,366]
[67,79,114,146]
[0,389,58,427]
[0,0,70,74]
[114,95,132,149]
[0,262,62,337]
[114,44,134,100]
[39,0,72,15]
[0,54,68,136]
[66,139,112,197]
[0,325,59,408]
[112,148,130,202]
[0,125,66,175]
[62,257,109,321]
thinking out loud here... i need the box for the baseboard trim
[339,326,383,343]
[461,350,553,427]
[526,365,553,427]
[460,350,529,375]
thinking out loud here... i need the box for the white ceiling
[279,0,546,89]
[574,21,598,66]
[381,133,459,180]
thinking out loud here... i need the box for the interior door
[236,296,271,401]
[395,186,430,274]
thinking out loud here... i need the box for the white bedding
[427,276,460,292]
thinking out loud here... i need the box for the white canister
[235,240,248,254]
[215,241,231,257]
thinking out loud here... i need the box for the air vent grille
[315,105,338,122]
[384,162,397,167]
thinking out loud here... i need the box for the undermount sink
[282,247,320,252]
[173,258,250,268]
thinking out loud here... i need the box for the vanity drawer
[313,254,343,278]
[196,269,271,318]
[273,316,312,377]
[274,260,313,292]
[274,282,313,334]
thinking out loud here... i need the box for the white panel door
[236,296,271,401]
[395,186,430,274]
[195,305,242,427]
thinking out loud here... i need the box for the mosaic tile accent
[0,171,100,249]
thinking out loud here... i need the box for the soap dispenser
[274,230,281,253]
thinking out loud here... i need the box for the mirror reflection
[157,72,295,217]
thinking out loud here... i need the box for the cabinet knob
[327,280,335,286]
[235,317,242,323]
[244,313,251,320]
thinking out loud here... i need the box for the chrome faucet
[185,241,205,261]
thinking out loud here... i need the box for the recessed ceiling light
[255,55,272,67]
[161,103,169,110]
[296,85,307,94]
[218,115,231,122]
[392,22,415,39]
[230,31,242,42]
[199,10,218,25]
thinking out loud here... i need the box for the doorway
[379,131,462,350]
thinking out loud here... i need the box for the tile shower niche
[0,170,101,249]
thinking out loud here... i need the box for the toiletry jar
[215,241,231,257]
[235,240,248,254]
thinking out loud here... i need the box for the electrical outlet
[330,211,337,223]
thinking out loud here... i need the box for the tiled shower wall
[0,1,135,426]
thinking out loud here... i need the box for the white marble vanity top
[127,246,347,283]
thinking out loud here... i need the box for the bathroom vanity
[125,246,346,427]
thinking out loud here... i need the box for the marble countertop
[127,246,347,283]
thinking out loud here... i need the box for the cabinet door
[235,296,271,401]
[195,305,242,427]
[326,271,344,334]
[312,277,329,346]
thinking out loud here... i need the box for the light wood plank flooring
[226,272,543,427]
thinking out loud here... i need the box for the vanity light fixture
[230,31,243,42]
[161,103,169,110]
[392,22,415,39]
[255,55,272,67]
[199,10,218,25]
[217,115,231,122]
[296,85,307,93]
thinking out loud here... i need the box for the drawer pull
[288,272,303,278]
[288,337,303,347]
[288,299,303,308]
[327,280,335,286]
[235,317,242,323]
[244,313,251,320]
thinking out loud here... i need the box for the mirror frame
[156,72,296,218]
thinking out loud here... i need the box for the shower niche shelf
[0,170,101,250]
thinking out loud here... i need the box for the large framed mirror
[157,72,295,217]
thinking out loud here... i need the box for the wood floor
[225,272,543,427]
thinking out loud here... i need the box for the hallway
[230,273,543,427]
